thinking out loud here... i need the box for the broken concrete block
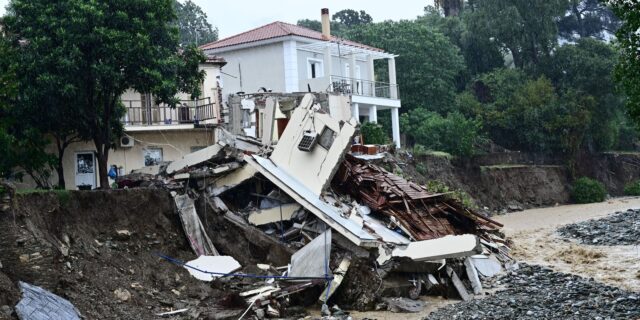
[174,194,218,256]
[382,234,482,264]
[289,229,332,278]
[16,282,81,320]
[446,266,472,301]
[113,288,131,302]
[207,164,257,196]
[464,257,482,295]
[247,204,301,226]
[114,229,132,241]
[184,255,241,282]
[166,143,225,175]
[319,256,351,302]
[382,297,426,313]
[472,255,502,277]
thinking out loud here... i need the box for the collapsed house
[116,92,511,317]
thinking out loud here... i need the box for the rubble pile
[2,92,516,319]
[427,264,640,319]
[557,209,640,245]
[121,93,515,317]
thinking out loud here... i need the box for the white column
[282,40,299,93]
[323,45,332,90]
[352,103,360,123]
[349,53,357,94]
[367,55,375,97]
[388,57,398,99]
[368,105,377,123]
[391,107,401,148]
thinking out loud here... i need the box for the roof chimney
[321,8,331,40]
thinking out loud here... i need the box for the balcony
[121,98,217,126]
[330,75,399,99]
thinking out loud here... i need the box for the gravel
[426,264,640,320]
[557,209,640,245]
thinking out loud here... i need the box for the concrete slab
[184,255,241,282]
[472,255,502,277]
[289,229,332,278]
[166,143,225,175]
[247,203,302,226]
[387,234,482,263]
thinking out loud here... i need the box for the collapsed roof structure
[116,92,511,317]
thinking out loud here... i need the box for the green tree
[558,0,620,41]
[175,0,218,46]
[5,0,206,189]
[434,0,464,17]
[466,0,566,69]
[610,0,640,128]
[419,6,504,82]
[296,19,347,37]
[345,20,465,114]
[332,9,372,27]
[401,110,482,157]
[0,33,54,187]
[539,38,627,151]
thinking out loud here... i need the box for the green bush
[360,122,388,145]
[415,163,427,175]
[624,180,640,196]
[425,180,476,209]
[571,177,607,203]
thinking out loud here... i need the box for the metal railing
[121,97,216,126]
[330,75,399,99]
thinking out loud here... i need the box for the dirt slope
[0,189,232,320]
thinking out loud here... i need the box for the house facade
[200,9,401,147]
[31,56,227,190]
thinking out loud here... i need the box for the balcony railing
[330,75,399,99]
[121,98,217,126]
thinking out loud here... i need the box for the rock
[427,263,640,320]
[558,209,640,246]
[19,254,29,263]
[114,229,132,241]
[321,304,331,316]
[0,305,12,318]
[114,288,131,302]
[254,308,265,319]
[382,297,425,313]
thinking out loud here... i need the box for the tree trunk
[55,137,66,189]
[96,150,109,190]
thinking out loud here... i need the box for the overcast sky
[0,0,434,39]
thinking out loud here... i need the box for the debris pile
[557,209,640,245]
[427,264,640,319]
[110,92,514,317]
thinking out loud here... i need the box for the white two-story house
[200,8,401,147]
[25,55,227,190]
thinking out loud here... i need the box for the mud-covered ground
[0,190,250,320]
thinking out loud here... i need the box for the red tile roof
[199,21,384,52]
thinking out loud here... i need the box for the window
[307,58,324,79]
[318,126,336,150]
[143,147,163,166]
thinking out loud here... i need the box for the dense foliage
[571,177,607,203]
[610,0,640,128]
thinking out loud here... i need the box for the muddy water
[495,196,640,292]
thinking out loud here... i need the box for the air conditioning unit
[120,136,134,148]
